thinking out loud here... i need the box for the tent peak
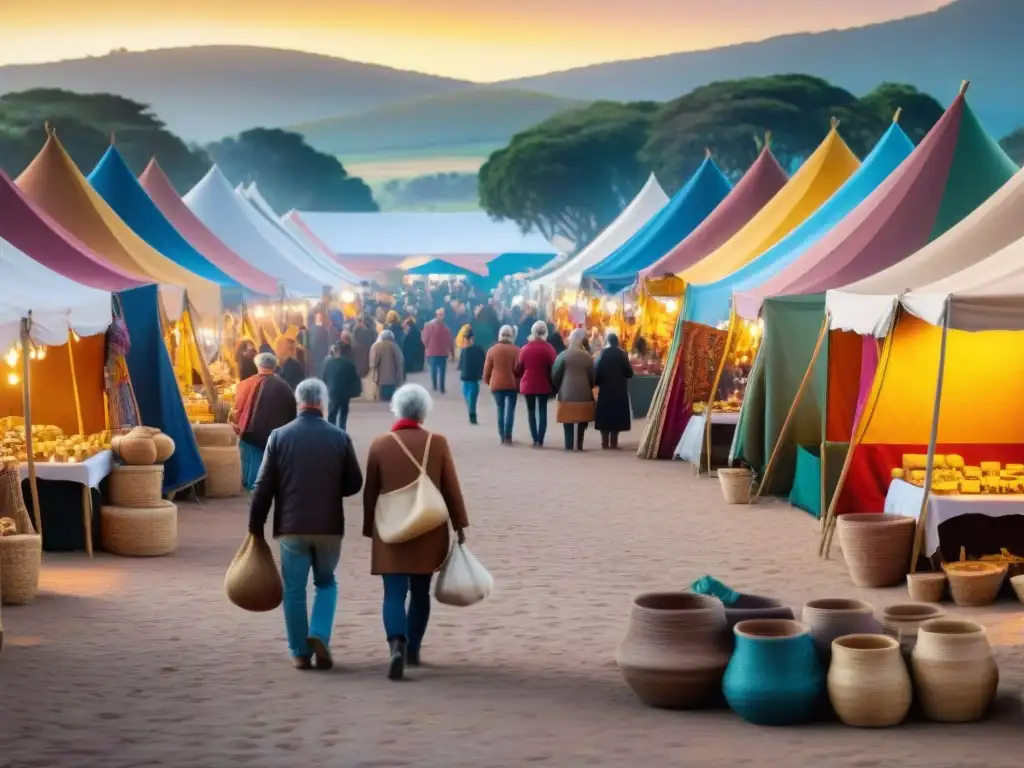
[109,131,115,146]
[830,116,840,129]
[764,131,772,149]
[958,79,970,96]
[705,147,712,159]
[892,107,902,124]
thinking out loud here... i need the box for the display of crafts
[892,454,1024,494]
[692,398,742,415]
[0,418,113,463]
[183,390,215,423]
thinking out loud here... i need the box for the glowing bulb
[664,299,678,314]
[6,372,19,386]
[340,290,356,303]
[4,348,18,367]
[37,346,46,360]
[253,306,266,318]
[605,300,618,315]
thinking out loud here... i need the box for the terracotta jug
[802,598,879,663]
[616,592,731,709]
[828,634,911,727]
[912,618,998,723]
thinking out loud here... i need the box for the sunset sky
[1,0,952,81]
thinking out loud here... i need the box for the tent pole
[702,307,738,475]
[909,296,952,573]
[20,316,42,535]
[66,330,85,436]
[754,312,829,502]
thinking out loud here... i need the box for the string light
[6,372,19,387]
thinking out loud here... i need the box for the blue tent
[89,147,240,290]
[486,252,554,281]
[583,156,732,292]
[683,123,915,327]
[405,259,480,277]
[119,285,206,493]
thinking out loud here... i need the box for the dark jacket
[320,355,362,404]
[249,411,364,537]
[458,344,486,382]
[515,315,537,347]
[241,373,297,450]
[278,357,306,390]
[237,355,258,382]
[594,345,634,432]
[547,324,566,355]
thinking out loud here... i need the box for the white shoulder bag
[375,432,450,544]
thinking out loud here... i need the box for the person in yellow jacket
[455,323,473,353]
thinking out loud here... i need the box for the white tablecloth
[18,450,114,489]
[674,412,740,463]
[885,478,1024,556]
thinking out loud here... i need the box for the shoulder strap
[389,431,431,475]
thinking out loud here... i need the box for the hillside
[504,0,1022,137]
[0,46,471,141]
[293,88,585,158]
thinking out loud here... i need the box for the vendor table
[885,478,1024,560]
[18,450,113,557]
[674,412,739,470]
[628,374,661,418]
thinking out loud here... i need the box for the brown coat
[368,339,404,387]
[362,428,470,575]
[483,341,519,392]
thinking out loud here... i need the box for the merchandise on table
[892,454,1024,493]
[0,418,112,464]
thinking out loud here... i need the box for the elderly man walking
[228,352,298,491]
[420,307,454,394]
[249,378,364,670]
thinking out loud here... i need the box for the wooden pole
[701,308,738,475]
[909,296,953,573]
[753,312,829,501]
[20,317,41,535]
[66,330,85,436]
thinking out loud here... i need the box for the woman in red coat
[515,321,558,448]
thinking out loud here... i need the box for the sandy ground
[3,369,1024,767]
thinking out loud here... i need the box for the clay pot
[906,572,946,602]
[942,561,1006,607]
[616,592,731,709]
[882,603,945,655]
[802,598,879,663]
[912,618,998,723]
[723,593,794,636]
[152,433,176,463]
[837,513,916,587]
[117,436,158,466]
[827,634,911,727]
[723,619,823,725]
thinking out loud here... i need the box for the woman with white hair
[515,320,558,447]
[552,327,596,450]
[483,324,520,443]
[362,383,470,680]
[368,328,405,402]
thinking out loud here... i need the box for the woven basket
[0,460,40,605]
[109,465,164,508]
[118,436,157,466]
[837,513,915,588]
[193,424,237,448]
[100,501,177,557]
[907,572,947,602]
[199,446,242,498]
[152,433,176,463]
[128,426,161,439]
[942,561,1006,607]
[718,468,752,505]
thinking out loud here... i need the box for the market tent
[640,145,788,285]
[583,157,732,292]
[0,171,143,292]
[486,252,555,281]
[405,259,484,277]
[531,174,669,292]
[184,166,325,297]
[280,210,360,274]
[638,123,860,460]
[15,134,221,323]
[138,159,279,296]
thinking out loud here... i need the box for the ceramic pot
[912,618,998,723]
[616,592,731,709]
[117,436,157,466]
[802,598,879,663]
[906,572,946,602]
[827,634,911,727]
[723,619,823,726]
[723,594,794,637]
[837,513,915,587]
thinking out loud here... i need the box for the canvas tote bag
[375,432,450,544]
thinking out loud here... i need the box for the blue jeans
[239,441,264,491]
[428,356,447,393]
[462,380,480,418]
[382,573,433,651]
[525,394,549,444]
[379,384,397,402]
[279,536,342,659]
[328,399,350,430]
[492,390,517,441]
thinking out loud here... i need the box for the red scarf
[391,418,422,432]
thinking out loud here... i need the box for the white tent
[826,170,1024,336]
[0,238,112,353]
[530,174,669,292]
[184,167,324,297]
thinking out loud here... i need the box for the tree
[380,172,478,210]
[1002,128,1024,164]
[207,128,377,213]
[478,101,658,247]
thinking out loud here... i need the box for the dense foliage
[380,172,478,210]
[1002,128,1024,164]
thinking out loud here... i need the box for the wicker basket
[100,501,177,557]
[942,561,1007,607]
[109,465,164,508]
[718,468,753,505]
[152,433,176,463]
[199,446,242,498]
[128,426,161,439]
[118,436,158,466]
[907,572,946,602]
[1010,574,1024,604]
[193,424,237,448]
[0,460,40,605]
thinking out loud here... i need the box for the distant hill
[293,88,585,158]
[502,0,1022,138]
[0,46,471,141]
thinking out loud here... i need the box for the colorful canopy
[406,259,483,277]
[486,252,555,280]
[88,147,240,289]
[0,171,142,292]
[184,166,325,297]
[640,146,788,282]
[584,157,732,292]
[15,135,222,322]
[138,159,279,296]
[533,174,669,291]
